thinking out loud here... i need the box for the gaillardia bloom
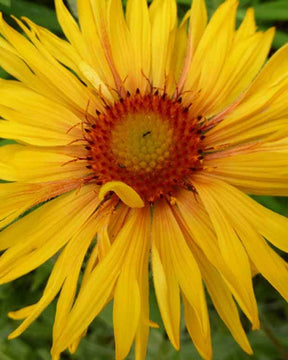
[0,0,288,359]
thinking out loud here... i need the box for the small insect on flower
[0,0,288,359]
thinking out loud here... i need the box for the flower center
[85,92,204,203]
[111,111,173,173]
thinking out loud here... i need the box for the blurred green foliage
[0,0,288,359]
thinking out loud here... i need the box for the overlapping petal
[0,1,287,360]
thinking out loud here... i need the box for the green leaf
[0,0,11,7]
[0,139,15,146]
[252,1,288,21]
[66,0,78,18]
[0,67,9,79]
[273,30,288,49]
[0,0,62,33]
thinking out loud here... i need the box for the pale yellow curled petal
[126,0,151,92]
[0,185,99,284]
[177,0,207,91]
[149,0,177,89]
[193,177,259,329]
[99,181,144,208]
[51,208,148,359]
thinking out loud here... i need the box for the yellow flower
[0,0,288,359]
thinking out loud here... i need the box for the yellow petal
[78,61,114,102]
[88,0,124,94]
[134,209,151,360]
[202,179,288,252]
[0,144,89,183]
[204,28,274,116]
[54,0,87,59]
[201,178,288,302]
[152,236,180,349]
[51,208,147,358]
[183,0,237,114]
[189,0,207,53]
[154,202,209,341]
[113,208,150,360]
[183,294,212,360]
[0,80,82,146]
[176,190,254,325]
[172,10,190,84]
[204,143,288,196]
[0,185,99,283]
[191,243,252,354]
[108,0,137,92]
[0,14,98,112]
[193,178,259,329]
[207,44,288,147]
[99,181,144,208]
[234,8,256,42]
[126,0,151,92]
[22,18,84,81]
[177,0,207,91]
[114,269,141,360]
[53,216,98,340]
[149,0,177,89]
[8,251,66,339]
[0,180,81,230]
[77,0,115,88]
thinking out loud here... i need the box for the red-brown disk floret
[84,91,205,202]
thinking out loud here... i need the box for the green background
[0,0,288,359]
